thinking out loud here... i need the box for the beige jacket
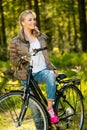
[10,30,56,80]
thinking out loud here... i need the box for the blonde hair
[19,10,36,27]
[19,10,39,36]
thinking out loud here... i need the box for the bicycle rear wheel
[0,90,48,130]
[57,85,84,130]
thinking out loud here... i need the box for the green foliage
[50,51,87,71]
[50,51,87,99]
[0,61,20,94]
[0,61,10,71]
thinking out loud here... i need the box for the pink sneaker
[48,108,59,123]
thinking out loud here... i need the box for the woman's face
[22,13,36,30]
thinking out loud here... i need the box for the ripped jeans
[21,68,57,100]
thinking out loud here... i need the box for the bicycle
[0,47,84,130]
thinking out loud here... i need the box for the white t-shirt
[29,38,46,73]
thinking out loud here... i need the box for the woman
[10,10,59,123]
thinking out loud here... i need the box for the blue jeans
[21,68,56,100]
[33,68,56,100]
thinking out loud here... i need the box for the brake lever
[33,47,47,56]
[33,49,38,56]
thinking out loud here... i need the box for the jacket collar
[18,29,48,45]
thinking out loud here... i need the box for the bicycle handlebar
[18,47,47,66]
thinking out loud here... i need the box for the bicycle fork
[16,93,30,127]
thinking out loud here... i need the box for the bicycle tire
[0,90,48,130]
[56,84,84,130]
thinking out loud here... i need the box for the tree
[27,0,32,9]
[0,0,7,60]
[0,0,6,46]
[34,0,40,29]
[78,0,87,51]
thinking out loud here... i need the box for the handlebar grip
[33,47,47,55]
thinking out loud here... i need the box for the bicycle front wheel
[57,85,84,130]
[0,90,48,130]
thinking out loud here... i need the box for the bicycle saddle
[57,74,67,80]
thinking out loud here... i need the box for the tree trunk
[78,0,87,51]
[0,0,6,46]
[34,0,40,29]
[0,0,7,60]
[71,0,78,52]
[27,0,32,9]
